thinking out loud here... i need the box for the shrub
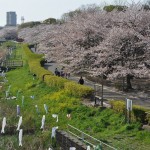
[44,75,67,89]
[110,100,150,124]
[64,82,94,97]
[110,100,125,113]
[132,106,148,124]
[146,113,150,125]
[23,44,53,80]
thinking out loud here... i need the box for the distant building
[21,16,25,24]
[6,12,17,26]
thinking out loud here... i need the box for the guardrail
[2,60,23,67]
[68,124,117,150]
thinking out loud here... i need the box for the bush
[125,123,141,130]
[23,44,53,80]
[132,106,148,124]
[110,100,150,124]
[64,81,94,97]
[110,100,125,113]
[146,113,150,125]
[44,75,68,89]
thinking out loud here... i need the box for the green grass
[0,44,150,150]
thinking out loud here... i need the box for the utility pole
[101,74,104,107]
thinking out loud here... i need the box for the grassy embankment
[0,43,150,150]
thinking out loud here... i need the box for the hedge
[23,44,94,97]
[23,44,53,79]
[44,75,68,89]
[64,82,94,97]
[110,100,150,124]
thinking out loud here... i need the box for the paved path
[44,62,150,109]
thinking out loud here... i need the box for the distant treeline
[18,18,62,29]
[19,3,150,29]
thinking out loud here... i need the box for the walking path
[44,62,150,109]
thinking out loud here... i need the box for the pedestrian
[78,76,84,85]
[67,72,70,78]
[54,68,58,76]
[60,68,64,77]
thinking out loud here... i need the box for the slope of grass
[0,44,150,150]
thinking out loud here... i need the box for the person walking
[78,76,84,85]
[55,68,58,76]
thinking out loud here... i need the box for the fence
[67,124,117,150]
[2,60,23,67]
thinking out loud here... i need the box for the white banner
[51,126,58,138]
[1,117,6,133]
[52,114,58,122]
[19,129,23,146]
[17,116,22,131]
[69,147,76,150]
[40,115,45,129]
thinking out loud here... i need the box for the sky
[0,0,144,26]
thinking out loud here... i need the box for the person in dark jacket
[78,76,84,85]
[55,68,58,75]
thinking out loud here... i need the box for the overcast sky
[0,0,144,26]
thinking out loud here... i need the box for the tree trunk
[126,74,133,90]
[122,77,125,91]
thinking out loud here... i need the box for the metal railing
[3,60,23,67]
[68,124,117,150]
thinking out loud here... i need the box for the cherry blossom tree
[0,27,18,40]
[18,3,150,90]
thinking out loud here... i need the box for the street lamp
[101,74,104,107]
[94,73,106,107]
